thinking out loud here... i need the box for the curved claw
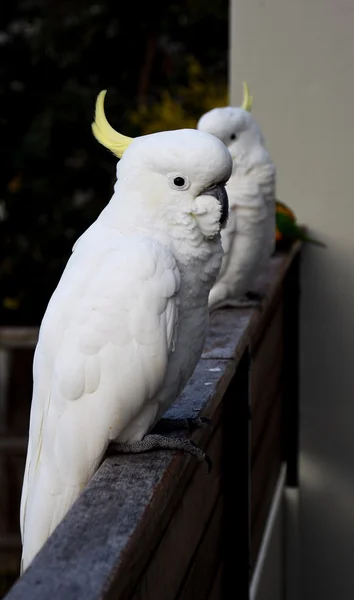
[187,416,212,432]
[109,434,212,473]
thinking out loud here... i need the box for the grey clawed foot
[152,416,212,434]
[188,416,212,431]
[107,434,212,473]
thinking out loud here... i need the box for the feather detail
[20,234,180,571]
[91,90,133,158]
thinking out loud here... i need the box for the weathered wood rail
[0,243,301,600]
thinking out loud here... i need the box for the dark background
[0,0,228,326]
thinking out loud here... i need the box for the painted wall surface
[230,0,354,597]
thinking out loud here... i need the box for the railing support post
[283,253,301,488]
[221,349,251,599]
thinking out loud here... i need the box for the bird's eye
[168,173,190,190]
[230,133,237,141]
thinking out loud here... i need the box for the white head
[92,91,233,241]
[197,83,269,169]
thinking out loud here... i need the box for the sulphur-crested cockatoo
[20,90,232,572]
[197,83,276,310]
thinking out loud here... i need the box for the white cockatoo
[197,83,276,311]
[19,91,232,573]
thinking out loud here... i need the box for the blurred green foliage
[0,0,228,325]
[129,56,227,133]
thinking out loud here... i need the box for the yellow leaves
[7,174,22,194]
[129,56,228,135]
[188,56,202,78]
[3,297,21,310]
[130,91,197,135]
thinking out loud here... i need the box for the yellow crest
[91,90,133,158]
[241,81,253,112]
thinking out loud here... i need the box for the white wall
[230,0,354,598]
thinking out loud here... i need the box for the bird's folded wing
[20,236,180,547]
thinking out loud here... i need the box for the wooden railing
[0,243,301,600]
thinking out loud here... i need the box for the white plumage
[20,125,232,572]
[197,105,276,310]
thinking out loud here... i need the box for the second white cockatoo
[197,83,276,310]
[20,91,232,572]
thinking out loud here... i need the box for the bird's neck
[229,158,276,195]
[96,193,224,301]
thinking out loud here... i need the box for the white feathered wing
[209,176,268,309]
[20,233,180,571]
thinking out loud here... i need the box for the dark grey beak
[203,183,229,226]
